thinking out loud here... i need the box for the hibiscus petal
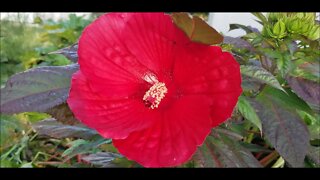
[173,46,242,127]
[67,71,158,139]
[78,13,189,87]
[113,95,212,167]
[70,12,242,167]
[79,13,152,87]
[173,44,223,86]
[120,13,190,79]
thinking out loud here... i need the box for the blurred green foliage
[0,14,97,167]
[0,14,97,86]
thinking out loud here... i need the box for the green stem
[243,125,258,143]
[272,157,285,168]
[0,144,19,159]
[31,152,51,164]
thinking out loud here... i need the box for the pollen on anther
[143,82,168,109]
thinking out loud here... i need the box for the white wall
[208,13,264,37]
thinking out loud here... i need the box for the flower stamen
[143,82,168,109]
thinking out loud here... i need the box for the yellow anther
[143,82,167,109]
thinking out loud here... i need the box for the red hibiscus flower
[67,13,242,167]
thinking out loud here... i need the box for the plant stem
[244,126,258,143]
[260,151,279,167]
[272,157,285,168]
[260,55,270,71]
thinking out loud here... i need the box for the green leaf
[0,115,26,151]
[252,13,268,25]
[48,43,78,63]
[262,86,313,115]
[193,133,262,167]
[32,118,98,140]
[259,47,282,59]
[277,54,292,76]
[0,64,79,114]
[237,96,262,131]
[286,76,320,107]
[62,139,87,157]
[240,65,284,91]
[308,118,320,141]
[18,112,50,123]
[298,111,320,140]
[81,152,123,167]
[252,89,310,167]
[0,159,20,168]
[229,24,255,34]
[292,61,320,83]
[62,136,111,158]
[272,157,285,168]
[172,13,223,45]
[20,162,34,168]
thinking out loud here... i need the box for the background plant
[0,12,319,168]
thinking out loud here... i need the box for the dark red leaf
[252,89,310,167]
[286,76,320,106]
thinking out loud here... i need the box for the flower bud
[300,21,313,34]
[286,18,301,33]
[272,20,287,39]
[302,13,315,22]
[307,25,320,40]
[268,13,283,22]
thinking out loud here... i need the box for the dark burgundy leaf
[213,128,244,141]
[223,36,255,53]
[193,133,262,167]
[252,91,310,167]
[49,43,78,63]
[286,76,320,106]
[33,118,98,140]
[82,152,123,167]
[0,64,79,114]
[241,74,264,92]
[241,65,284,92]
[239,142,272,153]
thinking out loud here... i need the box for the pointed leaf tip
[172,13,223,45]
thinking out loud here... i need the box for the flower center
[143,82,168,109]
